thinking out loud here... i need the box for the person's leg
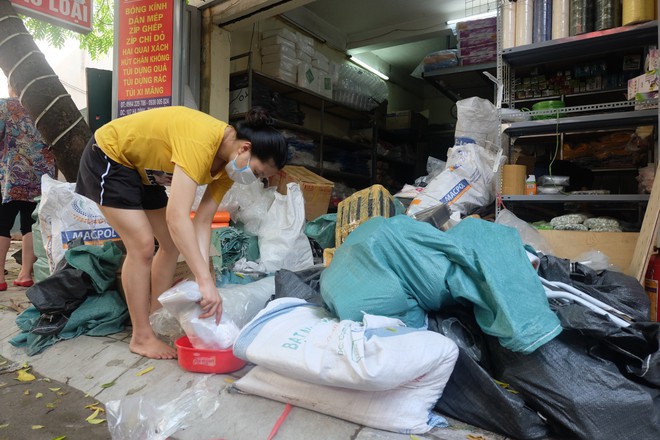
[0,202,20,289]
[15,201,38,284]
[99,205,177,359]
[15,233,34,283]
[145,207,180,313]
[0,236,9,289]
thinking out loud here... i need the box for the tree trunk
[0,0,91,181]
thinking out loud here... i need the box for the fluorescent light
[350,57,389,81]
[446,10,497,25]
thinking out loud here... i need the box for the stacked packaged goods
[456,17,497,66]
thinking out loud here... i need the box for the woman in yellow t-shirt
[75,106,287,359]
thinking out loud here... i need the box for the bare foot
[129,334,177,359]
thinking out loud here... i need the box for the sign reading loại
[10,0,93,34]
[116,0,174,117]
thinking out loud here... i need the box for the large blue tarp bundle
[320,216,561,354]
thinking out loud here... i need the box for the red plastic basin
[175,336,246,374]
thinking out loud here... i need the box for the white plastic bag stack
[232,297,459,434]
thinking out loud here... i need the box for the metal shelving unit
[495,3,658,222]
[422,63,497,102]
[504,107,658,137]
[501,194,650,202]
[501,20,658,68]
[229,58,377,189]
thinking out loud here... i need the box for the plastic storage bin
[335,184,397,247]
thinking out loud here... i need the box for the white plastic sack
[234,365,451,435]
[38,175,119,271]
[233,298,459,392]
[407,143,504,217]
[233,183,313,274]
[158,281,240,350]
[454,96,499,148]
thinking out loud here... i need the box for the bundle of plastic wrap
[333,63,388,111]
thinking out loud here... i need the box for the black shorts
[75,136,168,210]
[0,200,37,237]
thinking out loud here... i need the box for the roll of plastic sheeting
[552,0,570,38]
[570,0,594,35]
[501,165,527,195]
[515,0,534,46]
[502,0,517,49]
[622,0,655,25]
[595,0,622,30]
[533,0,553,43]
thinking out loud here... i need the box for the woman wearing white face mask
[75,106,287,359]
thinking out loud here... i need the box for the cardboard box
[276,166,334,221]
[229,87,249,116]
[385,110,428,131]
[627,70,658,100]
[538,230,638,271]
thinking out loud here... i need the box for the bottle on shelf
[525,175,537,195]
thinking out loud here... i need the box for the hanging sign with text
[116,0,174,117]
[11,0,93,34]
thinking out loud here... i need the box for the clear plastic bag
[495,209,553,255]
[106,375,220,440]
[157,281,239,350]
[218,180,276,235]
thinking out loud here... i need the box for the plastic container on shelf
[538,175,570,186]
[531,100,565,120]
[525,175,537,195]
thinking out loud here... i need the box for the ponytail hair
[235,107,288,169]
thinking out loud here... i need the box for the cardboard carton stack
[456,17,497,66]
[628,47,658,110]
[260,27,335,98]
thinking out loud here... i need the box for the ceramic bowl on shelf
[537,185,563,194]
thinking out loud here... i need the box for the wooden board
[627,164,660,282]
[538,230,639,272]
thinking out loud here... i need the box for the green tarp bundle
[320,216,561,354]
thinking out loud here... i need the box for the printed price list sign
[116,0,173,117]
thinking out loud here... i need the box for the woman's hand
[197,277,222,323]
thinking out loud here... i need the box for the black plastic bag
[539,254,650,321]
[429,309,551,440]
[25,238,95,336]
[540,254,660,387]
[273,265,325,306]
[487,332,660,440]
[26,266,95,335]
[554,302,660,387]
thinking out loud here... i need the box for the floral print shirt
[0,97,55,203]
